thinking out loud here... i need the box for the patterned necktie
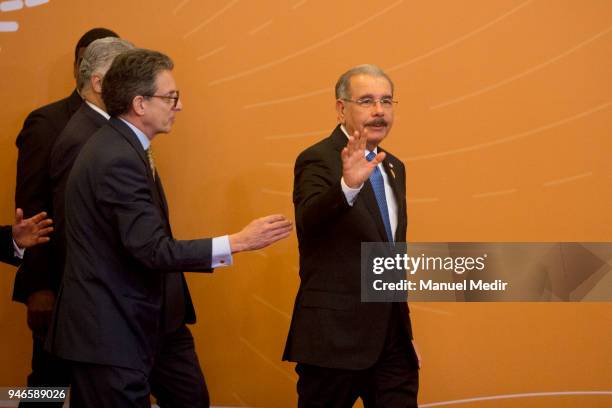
[366,151,393,242]
[146,148,156,181]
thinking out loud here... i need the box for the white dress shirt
[339,125,398,241]
[120,118,232,267]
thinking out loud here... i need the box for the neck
[120,113,155,141]
[81,90,106,112]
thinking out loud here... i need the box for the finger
[36,237,51,244]
[265,230,292,245]
[341,146,349,162]
[372,151,386,165]
[14,208,24,224]
[29,211,48,224]
[267,219,293,229]
[356,130,366,151]
[38,218,54,228]
[38,226,54,236]
[346,134,357,155]
[260,214,286,223]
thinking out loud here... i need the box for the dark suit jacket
[13,90,83,303]
[283,125,413,370]
[49,102,108,278]
[1,226,19,266]
[47,118,213,371]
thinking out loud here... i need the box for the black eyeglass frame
[144,91,180,108]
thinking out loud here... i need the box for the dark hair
[102,49,174,117]
[74,27,119,64]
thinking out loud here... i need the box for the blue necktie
[367,151,393,242]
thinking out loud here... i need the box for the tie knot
[366,151,376,162]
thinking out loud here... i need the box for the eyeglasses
[342,97,398,109]
[144,91,180,108]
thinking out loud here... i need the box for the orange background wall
[0,1,610,407]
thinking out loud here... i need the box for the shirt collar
[85,100,110,120]
[119,118,150,150]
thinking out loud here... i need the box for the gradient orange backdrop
[0,1,611,407]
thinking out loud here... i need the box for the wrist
[228,233,245,254]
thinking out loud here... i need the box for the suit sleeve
[97,153,213,271]
[293,148,352,237]
[14,111,57,295]
[0,226,19,266]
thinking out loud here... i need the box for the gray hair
[77,37,134,92]
[334,64,394,100]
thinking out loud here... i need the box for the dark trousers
[19,333,70,408]
[296,305,419,408]
[70,325,209,408]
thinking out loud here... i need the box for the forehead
[348,74,392,97]
[154,69,177,93]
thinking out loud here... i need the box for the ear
[132,95,147,116]
[335,99,346,125]
[91,74,103,94]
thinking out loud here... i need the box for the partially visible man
[13,27,119,400]
[47,49,293,407]
[284,65,420,407]
[50,37,134,277]
[1,209,53,266]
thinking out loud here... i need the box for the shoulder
[17,92,82,146]
[381,148,404,170]
[296,129,342,165]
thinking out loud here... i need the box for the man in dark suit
[50,37,134,279]
[283,65,420,407]
[47,49,293,407]
[1,209,53,266]
[13,27,118,399]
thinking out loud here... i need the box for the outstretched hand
[229,214,293,253]
[341,128,385,188]
[12,208,54,249]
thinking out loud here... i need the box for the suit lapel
[109,118,170,226]
[381,155,405,241]
[82,103,109,128]
[330,126,393,242]
[360,181,392,242]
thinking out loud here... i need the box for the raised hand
[341,128,386,188]
[12,208,54,249]
[229,214,293,253]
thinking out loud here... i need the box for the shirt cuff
[13,239,25,259]
[211,235,232,268]
[341,177,363,206]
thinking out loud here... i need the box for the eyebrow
[356,93,393,99]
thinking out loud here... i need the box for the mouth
[365,119,388,129]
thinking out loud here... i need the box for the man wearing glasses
[284,65,420,407]
[47,49,292,407]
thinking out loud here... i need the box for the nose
[372,100,384,115]
[174,97,183,111]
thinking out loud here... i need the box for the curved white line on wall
[241,0,533,109]
[472,188,518,199]
[0,21,17,31]
[183,0,240,40]
[25,0,48,6]
[0,1,24,12]
[543,171,593,187]
[208,0,404,86]
[421,391,612,407]
[173,0,190,15]
[402,102,610,162]
[387,0,533,73]
[431,25,612,110]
